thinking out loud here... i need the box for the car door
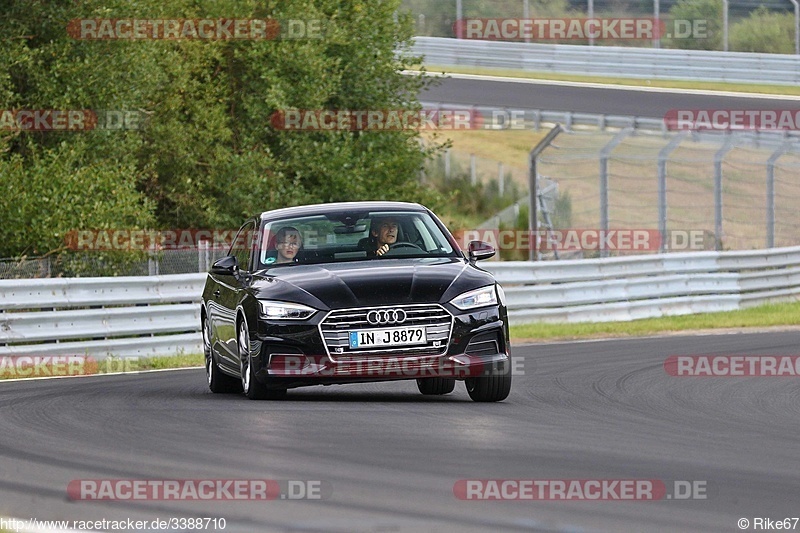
[211,220,256,370]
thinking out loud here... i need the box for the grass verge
[419,64,800,96]
[511,300,800,342]
[0,353,204,380]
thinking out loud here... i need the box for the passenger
[274,226,302,264]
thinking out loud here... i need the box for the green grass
[418,64,800,96]
[131,353,204,370]
[511,300,800,341]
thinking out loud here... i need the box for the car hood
[249,257,494,309]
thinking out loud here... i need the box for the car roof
[258,201,427,221]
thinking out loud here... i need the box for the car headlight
[450,285,498,311]
[258,300,317,320]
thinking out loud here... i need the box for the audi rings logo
[366,309,407,325]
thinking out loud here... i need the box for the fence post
[723,0,729,51]
[528,124,563,261]
[599,128,632,258]
[657,133,688,252]
[653,0,660,49]
[766,142,791,248]
[148,255,159,276]
[714,135,735,251]
[470,154,477,185]
[198,239,210,273]
[498,162,504,196]
[456,0,463,37]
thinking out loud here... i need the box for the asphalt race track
[421,75,800,118]
[1,331,798,532]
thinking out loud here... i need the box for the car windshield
[257,210,458,268]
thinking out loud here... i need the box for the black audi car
[201,201,511,402]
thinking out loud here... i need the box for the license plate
[349,327,427,349]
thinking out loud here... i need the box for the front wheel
[239,320,286,400]
[465,370,511,403]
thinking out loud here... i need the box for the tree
[0,0,442,267]
[667,0,723,51]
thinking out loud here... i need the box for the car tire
[239,319,286,400]
[204,317,241,393]
[465,365,511,402]
[416,377,456,395]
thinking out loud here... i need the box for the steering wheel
[379,242,425,257]
[389,242,424,251]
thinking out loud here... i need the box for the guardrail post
[599,128,632,258]
[658,132,688,252]
[766,142,791,248]
[528,124,563,261]
[714,135,735,251]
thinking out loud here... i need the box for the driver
[368,216,399,257]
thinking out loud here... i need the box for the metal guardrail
[412,36,800,86]
[2,246,799,356]
[420,100,800,143]
[484,245,800,324]
[0,274,205,357]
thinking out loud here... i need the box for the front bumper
[251,304,510,390]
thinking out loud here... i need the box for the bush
[730,7,796,54]
[666,0,723,51]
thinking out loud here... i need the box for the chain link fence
[0,247,229,280]
[535,128,800,253]
[401,0,800,54]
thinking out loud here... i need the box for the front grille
[319,304,452,360]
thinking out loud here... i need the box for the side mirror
[210,255,239,275]
[468,240,495,262]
